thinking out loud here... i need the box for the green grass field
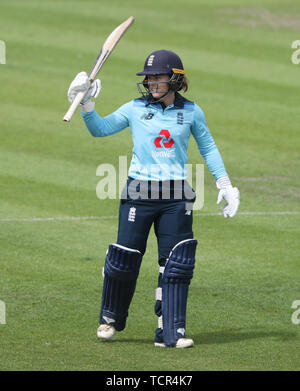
[0,0,300,371]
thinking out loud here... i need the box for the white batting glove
[67,71,101,111]
[216,176,240,218]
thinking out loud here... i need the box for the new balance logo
[128,207,136,222]
[141,112,154,120]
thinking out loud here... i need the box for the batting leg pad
[154,259,166,344]
[161,239,197,347]
[99,244,142,331]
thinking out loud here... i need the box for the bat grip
[63,89,89,122]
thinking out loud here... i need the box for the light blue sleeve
[191,104,228,180]
[81,101,131,137]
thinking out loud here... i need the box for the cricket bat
[63,16,134,122]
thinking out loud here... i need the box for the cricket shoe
[154,338,194,348]
[97,324,116,340]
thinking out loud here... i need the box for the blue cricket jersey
[81,93,228,181]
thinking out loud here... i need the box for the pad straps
[162,239,197,347]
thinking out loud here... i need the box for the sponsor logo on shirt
[154,129,174,148]
[153,129,175,158]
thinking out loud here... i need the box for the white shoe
[154,338,194,348]
[97,324,116,340]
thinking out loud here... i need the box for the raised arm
[67,71,130,137]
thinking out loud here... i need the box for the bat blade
[63,16,134,122]
[89,16,134,81]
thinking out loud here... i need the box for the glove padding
[217,186,240,218]
[67,71,101,104]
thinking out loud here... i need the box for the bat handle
[63,89,88,122]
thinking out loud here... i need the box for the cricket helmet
[136,49,186,93]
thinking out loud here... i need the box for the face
[147,74,170,99]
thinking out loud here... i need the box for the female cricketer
[67,50,240,348]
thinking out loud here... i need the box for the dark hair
[181,76,189,92]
